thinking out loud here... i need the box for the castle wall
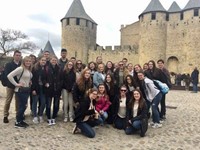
[120,22,140,47]
[61,18,96,63]
[138,12,167,65]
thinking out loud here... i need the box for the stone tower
[61,0,97,63]
[138,0,167,65]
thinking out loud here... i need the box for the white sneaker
[69,117,74,122]
[33,117,39,124]
[52,119,56,125]
[148,121,154,126]
[39,116,44,123]
[48,119,52,126]
[64,118,68,122]
[151,123,162,128]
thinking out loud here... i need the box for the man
[191,67,199,93]
[3,50,22,123]
[122,58,128,67]
[58,48,68,71]
[157,59,171,120]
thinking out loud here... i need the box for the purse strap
[17,68,24,83]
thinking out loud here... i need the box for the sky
[0,0,189,56]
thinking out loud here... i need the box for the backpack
[1,69,8,87]
[153,80,169,94]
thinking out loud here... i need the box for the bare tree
[0,28,38,57]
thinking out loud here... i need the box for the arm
[7,67,23,87]
[130,102,147,122]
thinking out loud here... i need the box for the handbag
[18,87,31,93]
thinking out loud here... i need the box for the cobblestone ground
[0,85,200,150]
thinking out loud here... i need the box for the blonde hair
[21,56,32,71]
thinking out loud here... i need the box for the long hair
[33,56,46,70]
[64,60,75,73]
[129,89,145,109]
[21,56,32,71]
[77,68,92,91]
[97,83,109,100]
[104,73,115,95]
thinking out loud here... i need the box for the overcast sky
[0,0,189,56]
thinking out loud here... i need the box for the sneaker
[159,119,164,124]
[14,122,26,128]
[33,117,39,124]
[151,123,162,128]
[39,116,44,123]
[148,121,154,126]
[72,125,78,134]
[48,119,52,126]
[21,121,29,127]
[69,117,74,122]
[51,119,56,125]
[3,117,9,123]
[64,118,68,122]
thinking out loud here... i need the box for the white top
[7,66,32,92]
[118,97,126,118]
[133,101,139,117]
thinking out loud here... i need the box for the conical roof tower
[184,0,200,10]
[168,1,182,13]
[43,40,55,56]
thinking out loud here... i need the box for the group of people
[2,48,174,138]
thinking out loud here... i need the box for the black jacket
[62,70,76,92]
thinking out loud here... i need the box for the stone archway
[167,56,179,73]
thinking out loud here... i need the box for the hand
[32,90,37,95]
[45,83,49,87]
[16,83,24,87]
[129,120,132,124]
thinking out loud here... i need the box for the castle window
[194,9,199,16]
[166,13,169,21]
[151,12,156,20]
[86,20,89,27]
[180,12,184,20]
[76,18,80,25]
[67,18,70,25]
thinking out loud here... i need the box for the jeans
[113,115,126,129]
[152,92,162,123]
[77,118,102,138]
[99,111,108,124]
[160,94,166,118]
[193,84,198,93]
[32,86,46,117]
[125,120,141,135]
[15,92,29,123]
[46,96,60,119]
[62,89,74,119]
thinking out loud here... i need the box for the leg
[77,122,95,138]
[68,92,74,120]
[46,97,52,119]
[113,116,125,129]
[3,87,14,117]
[125,126,134,135]
[31,95,39,117]
[160,94,166,119]
[132,120,141,130]
[52,96,60,119]
[152,92,162,123]
[62,89,69,119]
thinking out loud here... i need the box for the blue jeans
[193,84,198,93]
[99,111,108,124]
[152,92,162,123]
[46,96,60,119]
[77,118,102,138]
[32,86,46,117]
[125,120,141,135]
[15,92,29,123]
[113,115,126,129]
[160,94,165,118]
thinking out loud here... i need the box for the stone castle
[60,0,200,74]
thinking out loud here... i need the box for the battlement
[95,45,138,53]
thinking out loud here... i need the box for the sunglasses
[120,89,126,92]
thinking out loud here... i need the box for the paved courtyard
[0,85,199,150]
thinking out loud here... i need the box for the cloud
[28,14,55,25]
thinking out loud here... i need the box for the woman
[137,70,163,128]
[87,61,97,80]
[62,61,76,122]
[72,88,102,138]
[31,56,47,123]
[43,56,63,125]
[95,84,111,125]
[113,85,130,130]
[124,75,137,97]
[75,60,84,81]
[7,56,32,128]
[125,89,148,137]
[104,73,117,124]
[105,61,114,75]
[93,63,105,89]
[72,68,93,107]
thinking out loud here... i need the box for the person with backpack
[2,50,22,123]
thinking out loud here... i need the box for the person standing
[191,67,199,93]
[3,50,22,123]
[58,48,68,71]
[7,56,32,128]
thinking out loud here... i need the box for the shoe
[159,120,164,124]
[148,121,154,126]
[39,116,44,123]
[3,117,9,123]
[69,117,74,122]
[33,117,39,124]
[64,118,68,122]
[14,122,26,128]
[51,119,56,125]
[48,119,52,126]
[151,123,162,128]
[21,121,29,127]
[72,125,78,134]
